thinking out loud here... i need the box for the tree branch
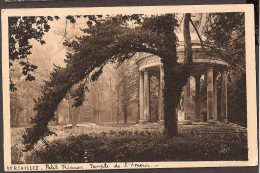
[59,19,68,44]
[189,18,244,72]
[189,17,211,57]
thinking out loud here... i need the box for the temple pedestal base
[222,119,229,124]
[207,119,217,124]
[158,120,164,124]
[138,120,148,124]
[179,120,192,125]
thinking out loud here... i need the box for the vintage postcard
[1,5,257,171]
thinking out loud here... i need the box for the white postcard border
[1,4,257,171]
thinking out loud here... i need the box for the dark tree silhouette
[22,14,185,150]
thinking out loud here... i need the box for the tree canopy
[204,13,245,70]
[202,13,246,125]
[9,16,61,90]
[20,14,182,150]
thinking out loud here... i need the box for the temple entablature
[135,41,228,73]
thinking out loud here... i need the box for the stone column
[143,69,151,122]
[213,72,218,120]
[176,104,180,121]
[221,69,228,123]
[182,77,192,125]
[207,66,214,122]
[158,65,165,123]
[138,71,146,124]
[184,77,190,120]
[194,75,201,122]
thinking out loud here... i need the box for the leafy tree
[203,13,246,125]
[203,13,245,69]
[102,66,119,123]
[21,14,183,150]
[116,60,139,124]
[9,16,60,91]
[8,15,101,91]
[88,82,102,124]
[19,13,245,151]
[228,71,247,126]
[10,92,23,126]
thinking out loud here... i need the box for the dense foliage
[8,15,102,91]
[21,14,184,151]
[19,130,247,163]
[228,71,247,126]
[9,16,60,90]
[204,13,247,125]
[204,13,245,70]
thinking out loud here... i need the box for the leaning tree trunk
[116,89,120,124]
[97,93,100,124]
[72,107,78,127]
[68,98,73,126]
[55,114,59,125]
[123,104,127,124]
[55,108,59,125]
[162,13,193,136]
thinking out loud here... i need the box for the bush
[24,130,247,163]
[11,145,23,164]
[228,71,247,127]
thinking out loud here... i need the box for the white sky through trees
[19,14,206,79]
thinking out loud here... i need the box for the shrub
[24,130,248,163]
[11,145,23,164]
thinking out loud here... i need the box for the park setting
[8,11,248,164]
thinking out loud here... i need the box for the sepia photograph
[1,5,257,171]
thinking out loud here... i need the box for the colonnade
[205,66,228,122]
[139,65,164,123]
[138,65,228,124]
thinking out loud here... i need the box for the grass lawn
[11,122,247,163]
